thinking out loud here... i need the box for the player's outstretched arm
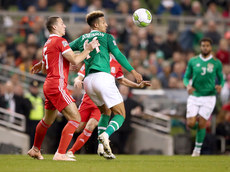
[117,78,151,88]
[31,60,42,74]
[63,38,100,65]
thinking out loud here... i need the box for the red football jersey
[42,34,75,111]
[42,34,71,87]
[78,58,124,110]
[78,58,124,78]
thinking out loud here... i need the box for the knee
[187,120,196,128]
[198,120,207,129]
[86,121,98,131]
[68,111,81,122]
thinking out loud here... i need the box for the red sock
[58,120,80,154]
[69,128,92,154]
[33,119,51,150]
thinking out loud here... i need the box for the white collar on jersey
[90,30,99,33]
[199,54,213,61]
[49,34,61,37]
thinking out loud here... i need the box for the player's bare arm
[31,60,42,74]
[41,62,47,74]
[70,62,84,72]
[215,85,222,93]
[187,85,195,94]
[117,78,151,88]
[63,38,100,65]
[130,70,143,83]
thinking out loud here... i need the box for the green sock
[191,122,198,130]
[194,128,206,153]
[105,115,125,137]
[98,114,110,137]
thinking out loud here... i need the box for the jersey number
[43,47,48,69]
[83,37,100,59]
[201,67,206,75]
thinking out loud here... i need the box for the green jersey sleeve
[69,37,81,51]
[183,59,193,87]
[107,34,134,72]
[216,60,225,87]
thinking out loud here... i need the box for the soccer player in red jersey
[66,56,150,159]
[27,16,99,161]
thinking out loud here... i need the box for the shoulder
[52,37,67,44]
[213,58,222,66]
[188,56,199,63]
[106,33,114,39]
[56,37,69,47]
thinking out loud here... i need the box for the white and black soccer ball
[132,8,152,27]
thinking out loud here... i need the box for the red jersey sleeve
[57,38,71,55]
[115,63,124,79]
[78,64,85,77]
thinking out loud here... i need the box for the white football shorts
[186,95,216,120]
[83,72,123,108]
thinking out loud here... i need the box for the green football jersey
[183,54,225,97]
[69,30,133,76]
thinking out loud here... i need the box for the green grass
[0,155,229,172]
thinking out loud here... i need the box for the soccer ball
[133,8,152,27]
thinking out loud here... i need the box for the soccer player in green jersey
[69,11,143,158]
[183,37,225,157]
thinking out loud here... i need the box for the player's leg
[186,95,199,129]
[69,118,98,155]
[66,121,86,158]
[192,116,207,157]
[97,104,111,139]
[53,102,80,161]
[97,105,111,156]
[75,122,86,133]
[98,103,125,158]
[186,95,200,156]
[106,103,126,137]
[192,96,216,157]
[28,109,58,160]
[187,117,198,129]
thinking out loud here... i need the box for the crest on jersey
[111,67,116,74]
[80,65,85,71]
[207,63,214,72]
[62,41,68,47]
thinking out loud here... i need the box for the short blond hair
[86,11,104,27]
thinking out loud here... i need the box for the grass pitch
[0,154,229,172]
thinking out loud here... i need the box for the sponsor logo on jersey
[207,63,214,72]
[196,63,200,67]
[62,40,68,47]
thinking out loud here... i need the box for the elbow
[117,79,123,84]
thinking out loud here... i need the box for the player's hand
[74,78,83,89]
[187,85,195,94]
[215,85,222,93]
[131,70,143,83]
[31,61,42,74]
[137,81,151,88]
[85,37,100,52]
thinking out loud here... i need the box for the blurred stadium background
[0,0,230,156]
